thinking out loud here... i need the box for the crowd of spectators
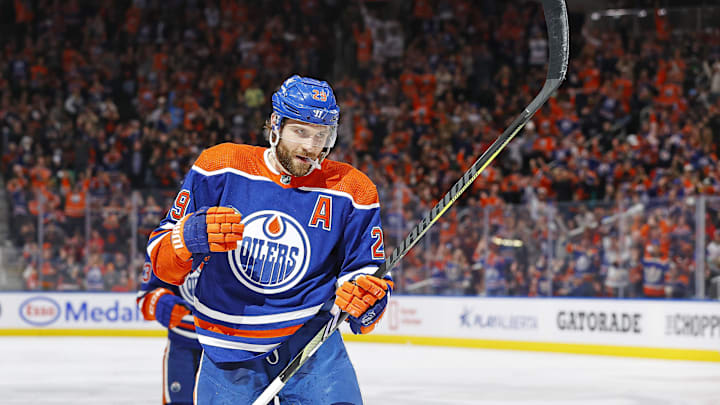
[1,0,720,298]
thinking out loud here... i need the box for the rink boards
[346,295,720,362]
[0,292,717,362]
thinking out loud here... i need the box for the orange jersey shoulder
[301,159,379,206]
[193,144,379,206]
[193,143,269,177]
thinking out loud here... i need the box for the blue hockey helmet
[269,75,340,168]
[271,75,340,126]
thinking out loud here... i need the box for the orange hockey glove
[335,275,393,334]
[172,206,244,261]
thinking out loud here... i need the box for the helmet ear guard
[269,113,281,148]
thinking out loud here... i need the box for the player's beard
[275,140,317,177]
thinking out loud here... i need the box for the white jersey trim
[191,165,274,183]
[337,266,380,287]
[264,149,281,175]
[190,165,380,210]
[194,299,323,325]
[163,342,170,403]
[297,187,380,210]
[170,327,198,340]
[197,334,279,352]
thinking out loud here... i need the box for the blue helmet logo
[271,75,339,127]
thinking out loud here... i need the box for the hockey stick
[252,1,568,403]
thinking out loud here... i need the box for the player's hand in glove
[140,288,191,329]
[172,206,244,261]
[335,275,393,334]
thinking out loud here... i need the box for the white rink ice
[1,337,719,405]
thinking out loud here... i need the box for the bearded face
[275,139,317,177]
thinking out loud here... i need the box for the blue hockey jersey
[146,144,386,365]
[137,261,201,348]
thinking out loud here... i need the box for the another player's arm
[137,261,191,329]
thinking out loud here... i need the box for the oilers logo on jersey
[228,210,311,294]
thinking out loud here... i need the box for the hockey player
[137,261,202,405]
[145,75,391,404]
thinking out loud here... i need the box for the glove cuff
[171,213,193,261]
[140,288,172,321]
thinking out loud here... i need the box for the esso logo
[19,296,61,326]
[227,210,311,294]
